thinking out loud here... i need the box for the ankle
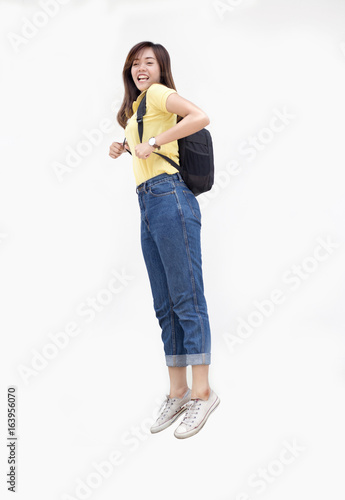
[169,385,189,399]
[191,387,211,400]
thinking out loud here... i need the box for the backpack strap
[136,92,180,170]
[136,92,147,143]
[152,151,179,170]
[123,137,132,155]
[119,87,181,170]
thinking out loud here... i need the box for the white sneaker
[150,388,191,434]
[174,389,220,439]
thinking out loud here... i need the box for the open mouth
[138,75,149,81]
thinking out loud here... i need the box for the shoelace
[180,399,202,427]
[157,394,177,421]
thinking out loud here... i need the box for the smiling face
[131,46,161,92]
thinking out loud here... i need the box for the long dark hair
[116,41,182,129]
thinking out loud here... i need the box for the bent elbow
[202,113,210,127]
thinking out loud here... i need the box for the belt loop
[177,172,183,182]
[136,182,147,194]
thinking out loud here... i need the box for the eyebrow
[133,56,155,61]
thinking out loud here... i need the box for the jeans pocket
[183,189,201,223]
[148,180,175,197]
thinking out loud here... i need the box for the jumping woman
[109,41,220,439]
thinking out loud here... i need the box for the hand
[134,142,154,159]
[109,141,129,159]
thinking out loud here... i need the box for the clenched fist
[109,140,130,159]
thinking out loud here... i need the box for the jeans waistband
[136,172,183,194]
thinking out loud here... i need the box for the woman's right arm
[109,140,130,159]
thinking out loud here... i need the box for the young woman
[109,41,220,439]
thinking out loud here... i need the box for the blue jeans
[136,172,211,367]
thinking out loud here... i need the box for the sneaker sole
[150,406,188,434]
[174,396,220,439]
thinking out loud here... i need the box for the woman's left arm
[134,93,210,159]
[155,93,210,147]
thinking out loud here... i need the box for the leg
[145,182,211,366]
[191,364,211,400]
[139,196,188,366]
[168,366,189,398]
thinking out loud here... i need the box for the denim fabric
[136,172,211,367]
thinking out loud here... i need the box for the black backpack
[124,92,214,196]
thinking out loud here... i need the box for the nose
[137,61,146,72]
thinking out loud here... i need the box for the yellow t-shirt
[124,83,180,186]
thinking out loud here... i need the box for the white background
[1,0,345,499]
